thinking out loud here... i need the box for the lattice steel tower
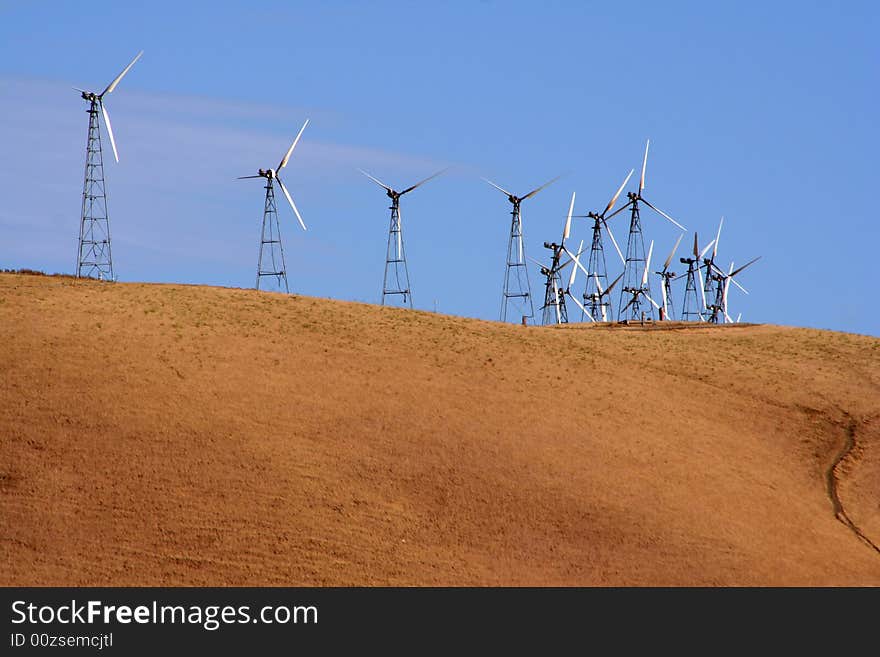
[360,167,446,308]
[74,51,142,280]
[484,175,559,323]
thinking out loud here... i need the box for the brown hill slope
[1,273,879,585]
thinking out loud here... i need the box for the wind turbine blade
[641,199,686,231]
[639,139,650,195]
[693,232,699,259]
[99,101,119,163]
[563,246,590,280]
[663,233,684,271]
[278,119,309,171]
[277,178,307,230]
[729,277,749,295]
[567,291,594,321]
[358,168,392,192]
[730,256,761,278]
[482,177,513,197]
[602,169,634,217]
[699,238,716,260]
[100,51,143,98]
[698,267,707,308]
[563,191,576,242]
[642,240,654,286]
[567,239,583,288]
[604,272,624,296]
[397,204,403,255]
[736,312,742,323]
[400,168,448,195]
[594,273,604,296]
[237,175,263,179]
[603,220,626,265]
[527,255,545,268]
[644,292,661,310]
[713,216,724,259]
[621,295,636,314]
[521,174,562,201]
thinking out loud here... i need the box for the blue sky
[1,1,877,335]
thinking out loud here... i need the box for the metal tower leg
[256,179,289,293]
[382,198,412,308]
[618,201,652,321]
[500,200,534,323]
[76,100,114,280]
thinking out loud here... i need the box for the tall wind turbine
[74,50,143,280]
[676,233,715,322]
[706,257,760,324]
[360,168,447,308]
[538,192,576,325]
[238,119,310,293]
[655,233,684,320]
[605,140,686,321]
[619,240,661,321]
[484,174,560,323]
[574,169,632,321]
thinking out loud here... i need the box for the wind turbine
[360,167,447,308]
[605,140,686,320]
[656,233,684,320]
[484,174,560,323]
[702,217,725,305]
[619,240,661,321]
[536,192,578,325]
[238,119,309,293]
[706,257,760,324]
[573,169,632,321]
[676,233,715,321]
[74,50,143,280]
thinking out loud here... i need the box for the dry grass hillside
[1,272,879,585]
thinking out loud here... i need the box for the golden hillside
[1,273,878,585]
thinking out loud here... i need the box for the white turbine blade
[563,192,575,241]
[641,199,686,231]
[567,291,594,321]
[736,312,742,323]
[527,255,545,269]
[724,311,734,324]
[567,239,583,288]
[699,238,716,260]
[594,273,604,296]
[642,240,654,286]
[563,246,590,280]
[99,101,119,163]
[100,50,143,97]
[358,168,392,192]
[518,211,525,263]
[483,177,513,197]
[603,169,634,216]
[663,233,684,272]
[661,279,669,317]
[729,277,749,295]
[600,302,607,322]
[698,267,707,308]
[730,256,761,278]
[278,118,309,171]
[522,174,561,201]
[604,221,626,265]
[277,177,307,230]
[713,216,724,259]
[639,139,650,195]
[644,292,661,310]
